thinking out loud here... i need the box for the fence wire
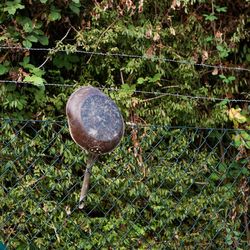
[0,119,249,249]
[1,45,250,72]
[1,80,249,104]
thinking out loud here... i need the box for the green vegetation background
[0,0,249,249]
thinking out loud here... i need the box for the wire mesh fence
[0,119,249,249]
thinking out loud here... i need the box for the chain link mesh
[1,119,249,249]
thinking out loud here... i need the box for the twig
[161,85,181,89]
[220,141,225,164]
[139,93,177,102]
[38,27,72,69]
[120,69,125,85]
[38,57,50,69]
[244,213,250,246]
[86,19,118,64]
[51,223,60,243]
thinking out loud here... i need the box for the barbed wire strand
[0,79,249,103]
[0,80,75,87]
[0,118,249,131]
[0,45,250,72]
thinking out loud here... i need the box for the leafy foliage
[1,121,249,249]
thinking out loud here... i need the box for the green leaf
[203,14,218,21]
[233,134,242,148]
[121,83,136,93]
[26,35,38,42]
[24,75,45,86]
[23,23,33,33]
[241,167,249,176]
[40,0,48,3]
[48,7,61,21]
[22,56,30,66]
[69,2,80,15]
[22,40,32,48]
[215,5,227,13]
[48,11,61,21]
[209,172,220,181]
[137,77,145,84]
[0,64,8,75]
[4,0,24,15]
[205,36,213,43]
[219,74,226,79]
[150,73,161,82]
[240,132,250,149]
[30,67,45,77]
[246,54,250,62]
[228,76,235,82]
[217,99,229,106]
[218,163,227,172]
[37,36,49,45]
[216,45,224,52]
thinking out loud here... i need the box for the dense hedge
[0,0,249,249]
[1,121,249,249]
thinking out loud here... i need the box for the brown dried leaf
[228,108,247,123]
[169,27,176,36]
[171,0,180,10]
[212,68,218,75]
[202,50,208,62]
[145,28,152,39]
[215,31,223,40]
[138,0,144,13]
[192,52,199,63]
[153,32,160,42]
[145,45,155,57]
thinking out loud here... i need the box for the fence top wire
[0,45,250,72]
[0,80,249,103]
[1,117,249,131]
